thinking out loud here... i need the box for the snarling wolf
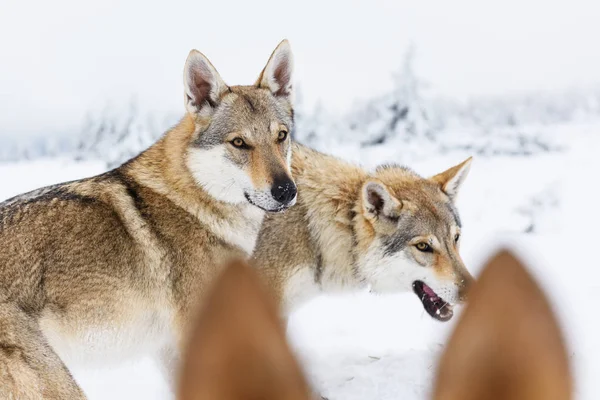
[0,40,296,398]
[254,144,474,321]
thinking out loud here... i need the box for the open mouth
[412,281,454,322]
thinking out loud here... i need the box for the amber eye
[277,130,288,142]
[454,233,460,243]
[416,242,432,253]
[231,138,247,149]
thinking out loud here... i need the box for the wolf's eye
[231,138,249,149]
[415,242,432,253]
[454,233,460,243]
[277,130,288,142]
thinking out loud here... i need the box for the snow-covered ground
[1,122,597,399]
[3,1,599,397]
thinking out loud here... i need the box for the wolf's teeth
[436,309,441,315]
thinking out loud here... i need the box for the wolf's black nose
[271,177,297,204]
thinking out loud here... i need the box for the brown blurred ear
[433,250,572,400]
[430,157,472,202]
[178,260,311,400]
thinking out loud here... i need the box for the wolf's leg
[0,303,85,400]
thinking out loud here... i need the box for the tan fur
[0,41,295,398]
[254,143,474,314]
[433,250,572,400]
[254,144,367,307]
[178,260,311,400]
[178,250,571,400]
[247,124,291,190]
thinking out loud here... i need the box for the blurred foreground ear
[178,259,311,400]
[433,250,572,400]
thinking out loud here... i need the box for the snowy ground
[0,123,598,399]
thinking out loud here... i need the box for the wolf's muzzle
[271,176,297,205]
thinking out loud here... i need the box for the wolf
[178,251,572,400]
[0,40,296,399]
[253,143,474,321]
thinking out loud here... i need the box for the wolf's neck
[292,143,369,291]
[125,116,264,255]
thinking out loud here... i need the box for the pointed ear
[256,39,294,100]
[430,157,472,202]
[178,260,311,400]
[433,250,572,400]
[183,50,229,117]
[362,181,402,223]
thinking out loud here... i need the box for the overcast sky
[1,0,599,137]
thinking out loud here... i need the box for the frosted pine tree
[356,45,432,147]
[76,100,173,168]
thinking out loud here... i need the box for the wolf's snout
[271,176,297,204]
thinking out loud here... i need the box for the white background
[1,0,599,136]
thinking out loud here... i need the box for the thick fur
[253,143,474,315]
[0,40,295,398]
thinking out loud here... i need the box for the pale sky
[1,0,599,137]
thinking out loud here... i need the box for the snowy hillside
[1,50,599,399]
[2,0,600,397]
[4,50,599,170]
[1,118,598,399]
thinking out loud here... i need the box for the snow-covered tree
[75,100,177,168]
[345,45,432,147]
[3,54,600,164]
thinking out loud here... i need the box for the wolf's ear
[256,39,294,100]
[183,50,229,117]
[178,260,311,400]
[430,157,472,202]
[433,250,572,400]
[361,181,402,225]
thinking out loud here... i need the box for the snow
[3,0,600,139]
[2,2,600,395]
[0,122,597,399]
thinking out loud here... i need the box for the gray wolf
[0,39,296,398]
[254,143,474,321]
